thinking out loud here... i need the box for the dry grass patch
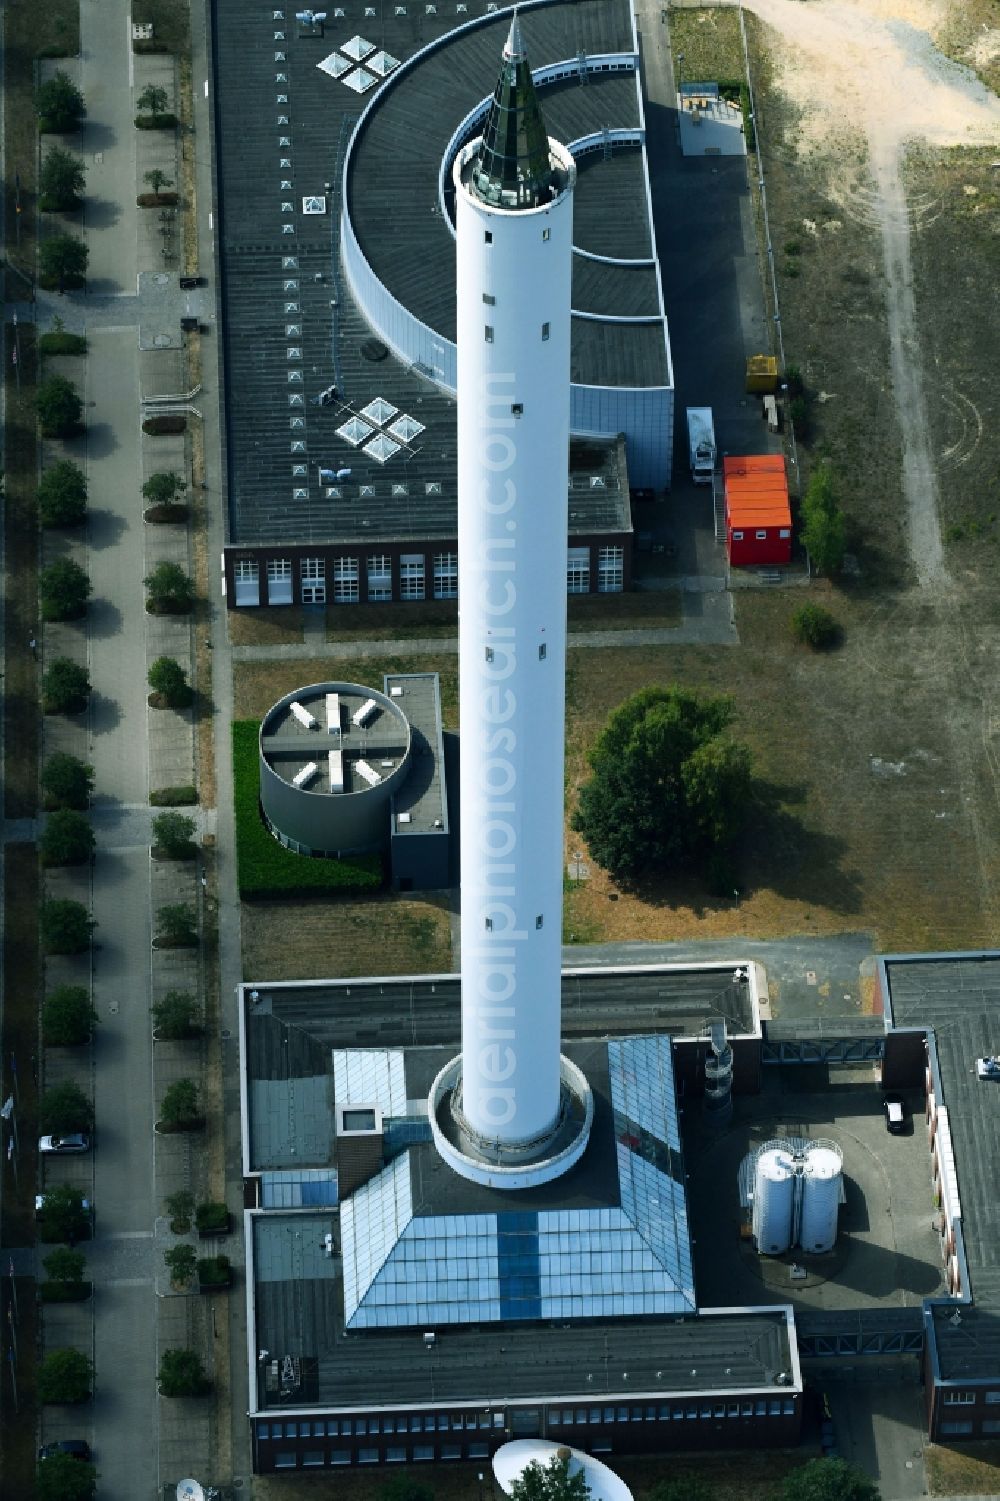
[936,0,1000,95]
[233,653,459,728]
[227,605,305,646]
[568,590,682,631]
[242,891,454,980]
[926,1439,1000,1496]
[327,599,457,642]
[667,5,746,84]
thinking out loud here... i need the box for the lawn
[667,5,746,87]
[227,605,305,647]
[234,654,459,729]
[926,1440,1000,1496]
[242,889,454,980]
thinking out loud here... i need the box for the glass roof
[333,1048,407,1116]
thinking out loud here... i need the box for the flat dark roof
[884,955,1000,1380]
[385,673,448,836]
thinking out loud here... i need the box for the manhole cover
[153,333,172,347]
[154,273,170,284]
[94,152,103,164]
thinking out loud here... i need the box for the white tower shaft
[454,130,575,1148]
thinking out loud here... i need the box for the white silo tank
[752,1149,795,1254]
[800,1146,842,1252]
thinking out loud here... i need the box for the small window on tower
[541,323,550,341]
[485,326,494,343]
[536,915,544,929]
[485,646,494,663]
[542,228,550,241]
[538,643,546,660]
[484,230,493,244]
[483,293,495,306]
[511,403,523,416]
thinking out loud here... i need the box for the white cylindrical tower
[800,1144,842,1253]
[452,15,577,1152]
[752,1148,796,1255]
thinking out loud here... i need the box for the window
[368,554,392,602]
[300,556,326,604]
[485,231,492,244]
[733,529,744,541]
[598,545,624,594]
[538,643,546,660]
[941,1421,974,1436]
[234,558,260,607]
[755,529,767,540]
[274,1453,297,1469]
[542,228,550,241]
[485,326,494,343]
[326,1420,341,1436]
[779,528,791,538]
[266,557,293,604]
[303,1452,325,1467]
[511,403,523,416]
[442,1445,462,1460]
[944,1391,977,1405]
[387,1447,407,1462]
[401,554,425,601]
[257,1424,271,1439]
[986,1392,1000,1404]
[284,1423,299,1437]
[984,1421,1000,1433]
[535,915,543,929]
[567,546,590,594]
[483,293,495,306]
[469,1442,489,1459]
[358,1448,379,1464]
[414,1446,435,1461]
[333,556,359,603]
[331,1451,352,1465]
[433,553,458,600]
[542,322,550,341]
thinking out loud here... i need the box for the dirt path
[739,0,1000,585]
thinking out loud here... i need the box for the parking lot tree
[135,83,172,122]
[38,1346,93,1403]
[40,557,92,621]
[143,167,173,196]
[165,1189,195,1233]
[37,1451,98,1501]
[39,145,86,210]
[36,71,86,132]
[152,811,197,859]
[43,1247,86,1285]
[36,1185,91,1244]
[142,470,185,506]
[155,902,198,947]
[158,1347,211,1397]
[152,990,201,1040]
[572,686,752,884]
[164,1243,197,1288]
[509,1453,591,1501]
[148,655,193,708]
[38,459,88,527]
[36,372,84,437]
[777,1459,879,1501]
[159,1077,203,1131]
[43,983,98,1046]
[41,809,96,867]
[42,658,92,714]
[40,1079,94,1134]
[41,898,94,954]
[145,560,194,614]
[39,233,89,292]
[41,751,93,809]
[800,463,846,576]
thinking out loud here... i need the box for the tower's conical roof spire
[472,9,558,209]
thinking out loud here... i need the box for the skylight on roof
[317,50,352,77]
[341,67,377,93]
[341,33,374,60]
[364,434,401,464]
[337,417,375,446]
[360,397,399,426]
[388,414,424,443]
[367,50,400,77]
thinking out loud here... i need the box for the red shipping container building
[724,454,792,567]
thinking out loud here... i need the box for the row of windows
[731,529,791,541]
[484,323,549,342]
[260,1412,505,1440]
[943,1389,1000,1405]
[235,548,624,604]
[270,1442,493,1469]
[484,228,551,245]
[939,1420,1000,1436]
[551,1399,796,1424]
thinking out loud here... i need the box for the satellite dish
[177,1483,206,1501]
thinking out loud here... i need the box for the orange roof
[724,454,790,529]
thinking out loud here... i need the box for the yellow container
[746,354,778,394]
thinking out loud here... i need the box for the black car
[38,1439,92,1461]
[883,1094,908,1134]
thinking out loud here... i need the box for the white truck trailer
[686,406,716,484]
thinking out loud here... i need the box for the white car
[38,1132,90,1154]
[975,1056,1000,1081]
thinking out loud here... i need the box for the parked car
[976,1056,1000,1081]
[38,1438,92,1460]
[883,1094,908,1134]
[35,1192,90,1213]
[38,1132,90,1154]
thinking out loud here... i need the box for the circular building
[259,681,412,858]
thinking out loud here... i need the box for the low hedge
[142,414,186,435]
[232,720,383,898]
[151,785,197,806]
[135,112,178,128]
[144,503,190,524]
[39,1280,92,1303]
[39,330,87,356]
[136,190,178,207]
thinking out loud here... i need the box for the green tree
[791,603,839,651]
[800,464,846,575]
[40,1079,93,1134]
[43,984,98,1045]
[152,811,197,858]
[39,233,89,292]
[39,145,86,210]
[42,657,91,714]
[41,898,94,955]
[158,1347,210,1397]
[572,686,752,883]
[41,751,93,809]
[41,809,95,867]
[164,1243,197,1287]
[43,1247,86,1284]
[38,1346,93,1403]
[40,557,92,621]
[37,1451,97,1501]
[777,1459,880,1501]
[36,373,83,437]
[159,1077,202,1129]
[36,71,86,132]
[38,460,88,527]
[145,561,194,614]
[144,167,173,195]
[36,1185,91,1244]
[148,656,193,708]
[152,990,201,1039]
[155,902,197,947]
[509,1454,591,1501]
[142,471,185,506]
[136,83,170,116]
[165,1189,195,1233]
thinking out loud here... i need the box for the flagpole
[7,1259,17,1325]
[8,1345,18,1413]
[14,171,21,249]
